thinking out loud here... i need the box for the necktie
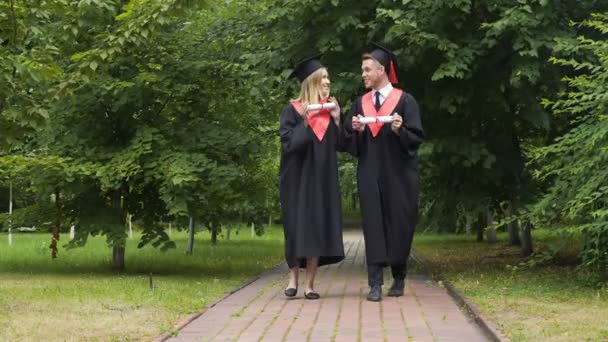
[374,91,381,111]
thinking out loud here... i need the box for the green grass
[413,230,608,341]
[0,226,285,341]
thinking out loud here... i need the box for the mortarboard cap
[369,42,399,84]
[290,54,324,82]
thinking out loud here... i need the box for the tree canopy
[1,0,607,275]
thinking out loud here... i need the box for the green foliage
[266,0,608,233]
[42,0,277,253]
[2,0,607,278]
[379,0,606,232]
[528,13,608,277]
[0,203,53,232]
[0,0,70,149]
[2,0,285,266]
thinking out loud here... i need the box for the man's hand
[352,114,365,132]
[391,113,403,135]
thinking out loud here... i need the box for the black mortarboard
[290,55,323,82]
[369,42,399,84]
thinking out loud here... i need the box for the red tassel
[389,60,398,84]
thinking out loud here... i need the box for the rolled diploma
[358,116,393,124]
[307,102,337,112]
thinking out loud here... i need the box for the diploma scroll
[358,116,393,124]
[307,102,337,112]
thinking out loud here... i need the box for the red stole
[361,88,404,137]
[291,98,331,142]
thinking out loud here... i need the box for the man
[342,43,424,301]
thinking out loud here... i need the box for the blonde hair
[295,67,328,105]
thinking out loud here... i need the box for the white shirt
[373,83,394,106]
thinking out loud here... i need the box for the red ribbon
[290,98,331,142]
[361,88,404,137]
[389,60,398,84]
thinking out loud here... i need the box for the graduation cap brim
[368,42,399,84]
[290,54,324,82]
[369,42,395,70]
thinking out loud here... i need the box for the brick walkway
[166,231,488,341]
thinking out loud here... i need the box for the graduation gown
[279,104,345,268]
[343,89,424,266]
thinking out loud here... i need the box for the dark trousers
[367,263,406,286]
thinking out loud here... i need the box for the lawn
[0,225,285,341]
[413,230,608,341]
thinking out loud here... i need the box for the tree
[263,0,607,238]
[0,0,66,150]
[527,13,608,277]
[36,0,284,268]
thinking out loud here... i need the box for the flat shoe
[284,287,297,297]
[304,291,320,300]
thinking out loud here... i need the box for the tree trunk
[486,208,497,243]
[128,214,133,239]
[226,225,231,240]
[508,219,521,246]
[186,216,194,254]
[112,245,125,270]
[50,189,61,258]
[8,181,13,246]
[505,201,521,246]
[111,190,127,271]
[521,220,533,257]
[211,222,219,244]
[476,212,484,242]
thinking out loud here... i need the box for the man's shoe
[366,284,382,301]
[387,279,405,297]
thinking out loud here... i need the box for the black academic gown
[343,90,424,266]
[279,104,345,268]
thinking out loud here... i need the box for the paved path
[166,231,488,341]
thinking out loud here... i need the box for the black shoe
[387,279,405,297]
[284,287,297,297]
[304,291,320,300]
[366,284,382,302]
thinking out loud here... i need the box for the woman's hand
[298,103,310,126]
[329,96,340,120]
[328,97,341,125]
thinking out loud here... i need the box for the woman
[279,56,345,299]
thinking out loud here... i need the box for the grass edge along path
[412,231,608,342]
[0,227,285,341]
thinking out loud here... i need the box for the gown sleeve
[339,101,361,157]
[395,93,425,157]
[332,119,348,152]
[279,105,312,155]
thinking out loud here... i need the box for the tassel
[389,60,399,84]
